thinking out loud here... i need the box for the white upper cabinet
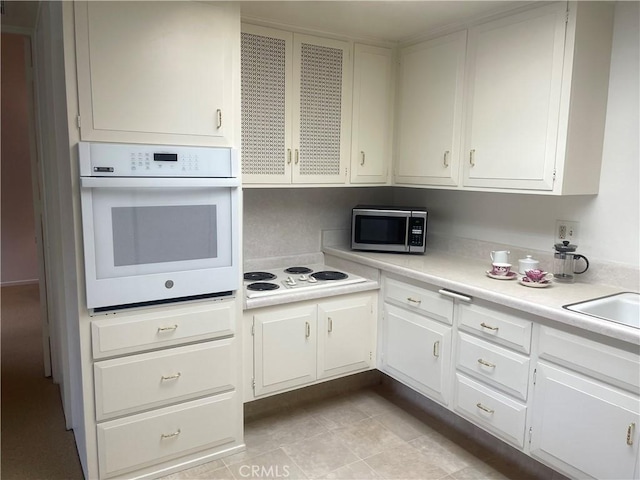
[462,3,567,191]
[395,31,467,186]
[241,25,352,185]
[461,2,614,194]
[394,2,614,195]
[74,2,239,147]
[350,44,393,184]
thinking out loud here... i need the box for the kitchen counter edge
[324,246,640,346]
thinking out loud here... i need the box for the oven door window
[90,187,233,279]
[354,215,407,245]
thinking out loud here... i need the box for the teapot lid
[554,240,577,253]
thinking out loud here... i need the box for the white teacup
[491,263,512,276]
[490,250,510,264]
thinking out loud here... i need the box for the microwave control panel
[409,217,425,247]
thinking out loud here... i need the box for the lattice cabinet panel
[241,26,292,183]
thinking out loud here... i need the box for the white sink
[564,292,640,329]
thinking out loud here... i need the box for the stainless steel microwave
[351,206,427,254]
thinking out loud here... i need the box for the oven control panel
[79,142,238,178]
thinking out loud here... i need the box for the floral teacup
[524,269,552,282]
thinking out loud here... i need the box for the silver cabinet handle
[157,324,178,333]
[287,148,292,164]
[469,149,476,167]
[477,358,496,368]
[407,297,422,306]
[360,151,365,166]
[295,149,299,165]
[443,150,450,167]
[216,109,222,129]
[328,317,333,333]
[161,372,181,381]
[161,429,181,439]
[627,423,636,445]
[433,341,440,358]
[438,289,472,302]
[476,403,494,414]
[480,322,499,331]
[305,321,310,338]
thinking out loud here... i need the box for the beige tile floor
[164,389,542,480]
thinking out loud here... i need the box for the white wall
[394,1,639,269]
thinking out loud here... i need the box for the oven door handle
[80,177,241,188]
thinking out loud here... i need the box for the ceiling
[2,1,530,42]
[239,1,528,43]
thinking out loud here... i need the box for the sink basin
[564,292,640,329]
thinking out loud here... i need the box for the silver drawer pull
[328,317,333,333]
[216,109,222,129]
[161,429,181,440]
[476,403,494,414]
[433,341,440,358]
[305,321,310,338]
[287,148,292,164]
[480,322,499,331]
[477,358,496,368]
[157,324,178,333]
[469,149,476,167]
[407,297,422,306]
[627,423,635,446]
[161,372,181,381]
[443,150,450,167]
[360,151,365,166]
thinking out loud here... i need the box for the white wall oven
[79,142,241,310]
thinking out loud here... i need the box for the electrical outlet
[555,220,579,244]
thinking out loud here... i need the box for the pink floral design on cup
[524,269,551,282]
[491,263,511,276]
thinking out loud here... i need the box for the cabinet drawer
[91,301,235,359]
[456,332,530,400]
[458,303,532,353]
[385,277,453,324]
[94,340,234,420]
[454,373,527,448]
[97,392,238,479]
[538,326,640,393]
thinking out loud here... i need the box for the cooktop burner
[244,271,277,282]
[284,266,313,274]
[244,264,367,299]
[311,271,348,281]
[246,282,280,291]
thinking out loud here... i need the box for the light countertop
[323,245,640,346]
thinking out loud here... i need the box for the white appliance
[244,264,367,299]
[79,142,241,310]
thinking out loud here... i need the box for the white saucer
[519,278,552,288]
[486,271,517,280]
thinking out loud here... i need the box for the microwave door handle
[80,177,241,188]
[405,215,411,252]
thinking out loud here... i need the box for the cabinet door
[292,34,351,184]
[241,25,293,184]
[462,3,566,190]
[253,304,317,397]
[75,2,238,147]
[382,303,451,405]
[350,44,392,184]
[531,362,640,480]
[317,294,374,380]
[395,31,466,186]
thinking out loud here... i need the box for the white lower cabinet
[381,277,454,406]
[97,393,238,479]
[91,299,242,479]
[453,302,533,449]
[382,303,451,405]
[250,293,376,399]
[530,326,640,479]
